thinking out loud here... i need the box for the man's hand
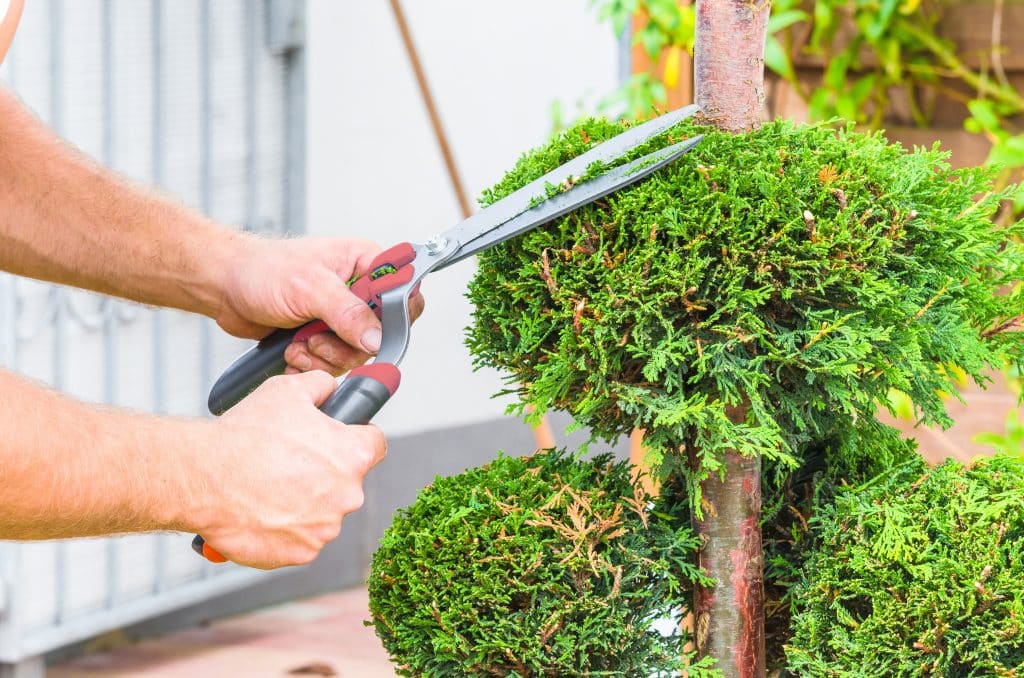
[0,368,383,568]
[189,370,387,569]
[217,237,425,376]
[0,90,423,378]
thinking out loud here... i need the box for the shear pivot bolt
[425,236,448,255]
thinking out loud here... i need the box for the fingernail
[361,327,382,353]
[295,352,313,371]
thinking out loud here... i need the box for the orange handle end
[192,534,228,563]
[202,542,228,563]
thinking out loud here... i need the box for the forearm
[0,369,209,539]
[0,86,241,317]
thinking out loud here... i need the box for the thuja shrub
[646,416,922,669]
[759,419,923,669]
[786,455,1024,676]
[367,449,717,677]
[466,117,1024,486]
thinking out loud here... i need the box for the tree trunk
[694,0,770,133]
[692,3,770,674]
[692,433,765,677]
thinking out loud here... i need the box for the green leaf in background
[880,37,902,81]
[807,87,833,121]
[809,0,836,53]
[988,134,1024,169]
[966,99,1002,135]
[587,0,638,37]
[835,92,858,122]
[864,0,900,43]
[636,21,668,62]
[823,48,853,90]
[850,74,877,106]
[973,410,1024,458]
[885,389,916,422]
[765,35,796,84]
[768,8,809,33]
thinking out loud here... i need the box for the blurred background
[0,0,1021,675]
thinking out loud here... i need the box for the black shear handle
[193,363,401,564]
[207,321,329,415]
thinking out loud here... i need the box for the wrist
[186,222,254,322]
[145,417,224,534]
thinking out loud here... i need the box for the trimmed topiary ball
[367,449,717,677]
[759,418,924,670]
[786,455,1024,676]
[466,117,1024,483]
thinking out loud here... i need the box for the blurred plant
[974,409,1024,457]
[584,0,1024,211]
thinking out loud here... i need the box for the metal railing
[0,0,305,665]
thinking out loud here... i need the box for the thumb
[284,369,340,408]
[312,274,383,355]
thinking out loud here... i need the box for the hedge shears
[193,104,703,563]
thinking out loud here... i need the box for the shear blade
[436,134,703,268]
[447,105,700,256]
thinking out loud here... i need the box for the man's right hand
[188,370,386,569]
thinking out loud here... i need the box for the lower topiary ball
[786,455,1024,676]
[760,419,924,671]
[367,449,716,677]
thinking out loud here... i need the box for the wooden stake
[387,1,555,453]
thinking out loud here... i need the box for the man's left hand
[216,236,425,376]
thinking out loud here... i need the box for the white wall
[306,0,618,437]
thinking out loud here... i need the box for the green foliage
[647,415,922,670]
[367,449,718,677]
[975,410,1024,458]
[786,455,1024,676]
[467,116,1024,497]
[760,418,923,670]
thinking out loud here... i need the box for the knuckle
[284,342,308,361]
[335,298,375,328]
[319,523,342,543]
[347,429,384,468]
[292,546,319,567]
[341,489,365,514]
[310,368,337,387]
[349,238,381,256]
[262,374,291,393]
[366,427,388,456]
[361,424,386,447]
[309,337,340,362]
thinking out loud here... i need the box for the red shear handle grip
[194,364,401,564]
[206,242,415,416]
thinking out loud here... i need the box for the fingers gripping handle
[320,363,401,423]
[194,363,402,563]
[206,242,415,416]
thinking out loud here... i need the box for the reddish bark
[691,3,770,674]
[693,447,765,677]
[694,0,771,132]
